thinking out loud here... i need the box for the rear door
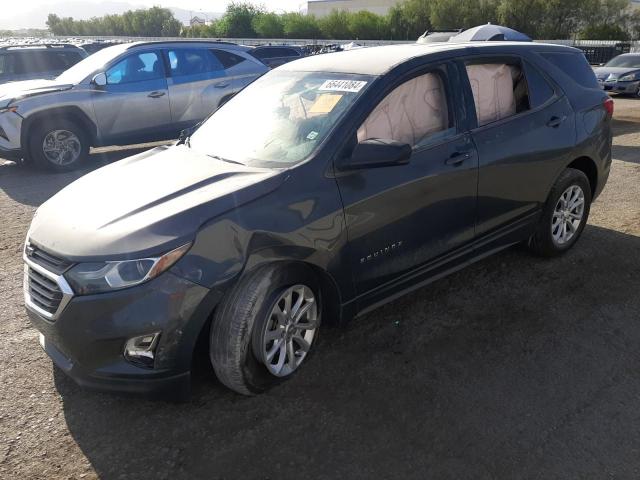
[335,63,479,300]
[92,50,172,144]
[165,47,229,131]
[459,55,575,240]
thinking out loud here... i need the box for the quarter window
[357,71,450,148]
[106,52,163,85]
[211,49,246,69]
[465,61,530,126]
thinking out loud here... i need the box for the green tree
[348,11,384,39]
[580,23,630,40]
[281,13,322,39]
[217,2,261,38]
[253,12,285,38]
[319,10,352,39]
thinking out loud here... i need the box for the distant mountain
[0,1,222,30]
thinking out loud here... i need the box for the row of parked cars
[0,40,308,171]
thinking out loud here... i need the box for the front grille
[25,244,72,274]
[26,267,63,315]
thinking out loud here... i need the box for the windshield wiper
[207,154,244,166]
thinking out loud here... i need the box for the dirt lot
[1,99,639,480]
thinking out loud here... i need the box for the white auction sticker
[318,79,367,93]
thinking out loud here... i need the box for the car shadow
[55,225,640,479]
[0,143,167,207]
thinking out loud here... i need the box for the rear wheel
[527,168,592,256]
[28,118,89,172]
[209,263,321,395]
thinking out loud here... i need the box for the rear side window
[465,61,530,126]
[167,49,223,76]
[0,54,10,75]
[523,61,555,108]
[357,71,452,149]
[211,49,246,69]
[540,52,599,89]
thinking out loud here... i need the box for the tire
[210,263,321,395]
[527,168,592,257]
[28,118,90,172]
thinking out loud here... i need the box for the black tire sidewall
[211,263,322,395]
[29,118,89,172]
[535,169,592,255]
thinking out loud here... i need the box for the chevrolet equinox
[24,42,612,397]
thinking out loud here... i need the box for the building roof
[280,41,574,76]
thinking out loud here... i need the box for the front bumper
[26,271,217,399]
[600,79,640,94]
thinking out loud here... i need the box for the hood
[0,79,73,107]
[593,66,640,80]
[28,145,285,261]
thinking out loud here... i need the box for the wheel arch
[22,106,98,153]
[566,156,598,197]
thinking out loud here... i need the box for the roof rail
[124,39,240,48]
[0,43,83,51]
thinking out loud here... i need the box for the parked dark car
[0,40,268,171]
[249,45,304,68]
[593,53,640,95]
[0,44,87,84]
[24,42,612,398]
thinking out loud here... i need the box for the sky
[9,0,306,16]
[3,0,309,29]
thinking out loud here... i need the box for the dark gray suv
[0,41,268,171]
[24,42,611,398]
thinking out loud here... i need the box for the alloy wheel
[260,284,318,377]
[42,130,82,166]
[551,184,585,246]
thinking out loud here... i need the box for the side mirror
[91,72,107,87]
[340,138,412,170]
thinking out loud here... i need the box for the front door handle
[214,82,230,88]
[546,115,566,128]
[445,151,472,166]
[148,91,166,98]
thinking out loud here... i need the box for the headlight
[618,73,638,82]
[65,243,191,295]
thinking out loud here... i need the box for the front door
[92,50,172,144]
[335,64,478,300]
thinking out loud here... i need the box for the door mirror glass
[92,72,106,86]
[342,138,411,170]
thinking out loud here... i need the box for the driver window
[106,52,163,85]
[357,71,450,148]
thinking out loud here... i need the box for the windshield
[189,70,373,167]
[604,55,640,68]
[56,43,130,83]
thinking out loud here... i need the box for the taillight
[604,97,614,117]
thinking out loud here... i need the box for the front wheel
[28,118,89,172]
[527,168,592,256]
[210,263,321,395]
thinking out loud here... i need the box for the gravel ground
[1,99,639,480]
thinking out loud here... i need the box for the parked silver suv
[0,41,268,171]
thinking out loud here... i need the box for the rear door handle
[214,82,230,88]
[445,151,472,166]
[148,91,166,98]
[546,115,566,128]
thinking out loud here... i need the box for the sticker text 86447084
[318,80,368,93]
